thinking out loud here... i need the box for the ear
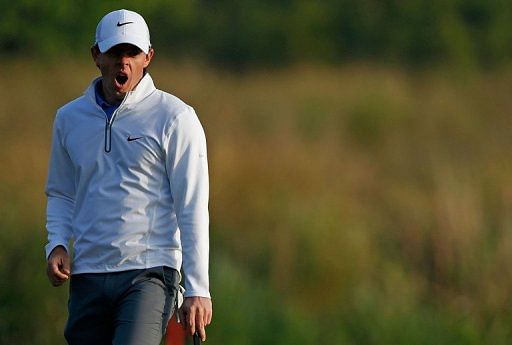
[91,45,101,69]
[143,48,155,68]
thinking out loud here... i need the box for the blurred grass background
[2,1,512,344]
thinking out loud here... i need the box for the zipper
[104,117,112,152]
[104,92,131,153]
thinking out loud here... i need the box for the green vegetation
[3,1,511,343]
[1,58,512,343]
[3,0,512,69]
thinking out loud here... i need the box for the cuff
[45,242,69,261]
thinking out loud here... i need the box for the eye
[128,47,142,57]
[105,47,121,57]
[105,45,142,58]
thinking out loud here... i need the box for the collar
[94,80,114,108]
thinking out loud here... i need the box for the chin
[114,88,128,96]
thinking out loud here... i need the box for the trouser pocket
[160,266,180,333]
[161,266,180,295]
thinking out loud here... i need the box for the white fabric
[95,9,151,53]
[45,74,210,298]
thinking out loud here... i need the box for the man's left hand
[179,296,212,342]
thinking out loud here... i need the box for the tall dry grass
[1,59,512,343]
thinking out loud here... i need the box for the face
[92,43,154,104]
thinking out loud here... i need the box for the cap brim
[97,35,150,54]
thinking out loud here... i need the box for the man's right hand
[46,245,71,287]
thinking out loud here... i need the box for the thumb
[62,253,71,276]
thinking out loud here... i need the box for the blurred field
[2,59,512,344]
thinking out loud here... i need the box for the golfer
[45,9,212,344]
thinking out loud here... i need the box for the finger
[202,310,208,327]
[47,269,64,286]
[51,275,66,286]
[62,255,71,276]
[53,267,69,280]
[195,309,206,341]
[197,323,206,342]
[205,310,212,326]
[187,308,196,335]
[51,261,69,280]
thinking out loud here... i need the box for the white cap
[95,9,151,54]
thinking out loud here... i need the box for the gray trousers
[64,266,180,345]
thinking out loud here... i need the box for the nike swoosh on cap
[117,21,134,27]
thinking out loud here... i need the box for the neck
[99,81,123,106]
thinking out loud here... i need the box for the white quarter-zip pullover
[45,74,210,298]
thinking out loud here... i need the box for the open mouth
[115,74,128,85]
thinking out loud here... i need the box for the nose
[115,55,132,67]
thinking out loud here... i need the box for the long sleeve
[45,112,75,259]
[165,108,210,298]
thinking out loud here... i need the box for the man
[45,9,212,344]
